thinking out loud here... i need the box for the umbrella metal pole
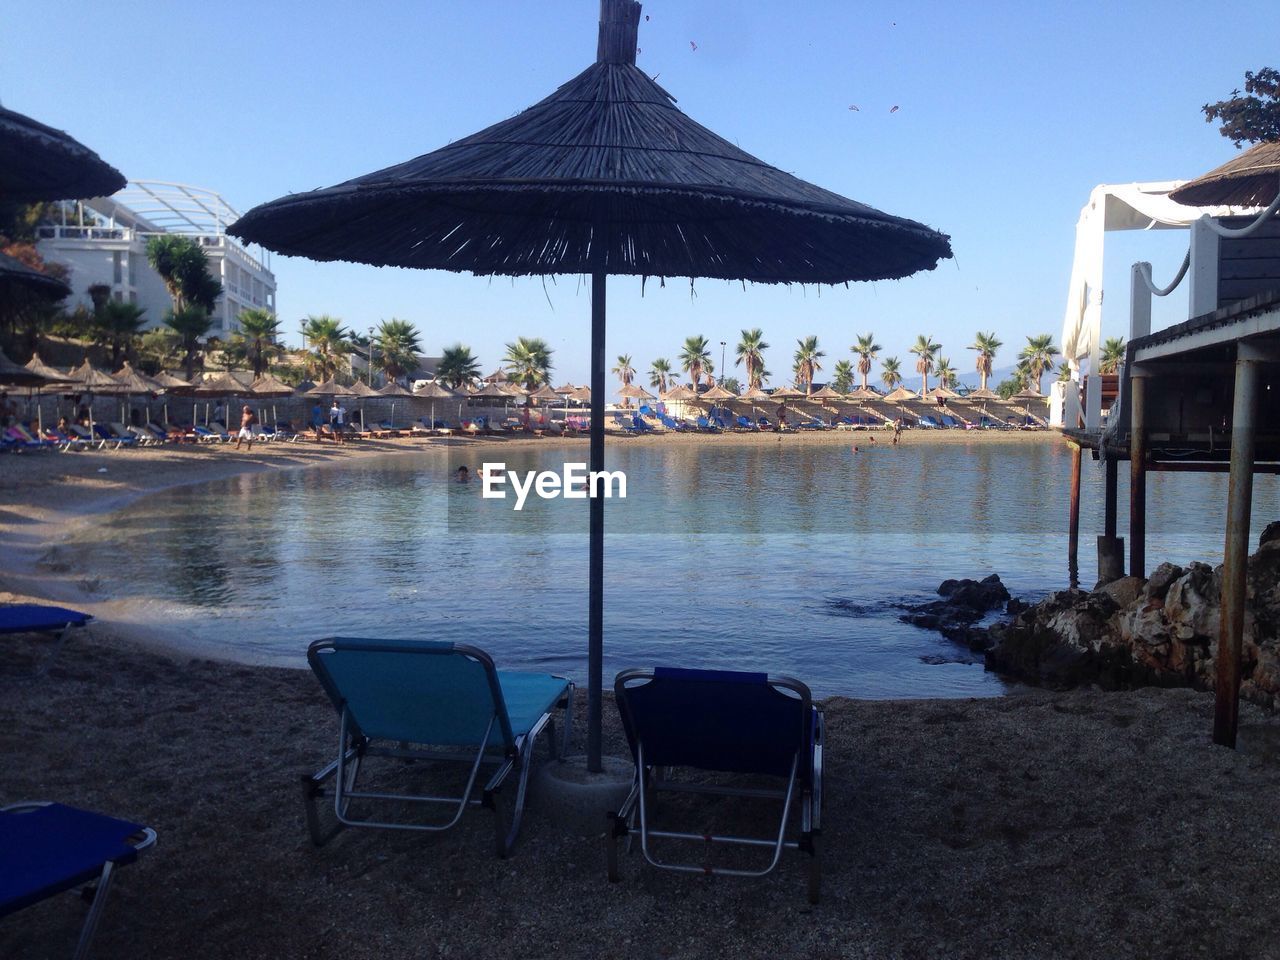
[588,270,606,772]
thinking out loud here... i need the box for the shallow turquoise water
[67,438,1279,699]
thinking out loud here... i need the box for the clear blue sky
[3,0,1276,387]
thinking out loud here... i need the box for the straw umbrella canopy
[152,370,194,392]
[112,361,164,395]
[471,381,510,400]
[617,382,655,406]
[528,383,561,403]
[569,385,592,403]
[660,384,697,401]
[1169,142,1280,208]
[740,385,772,401]
[24,352,67,383]
[845,385,881,401]
[965,387,1000,401]
[0,346,59,387]
[65,359,129,394]
[0,104,126,203]
[553,383,577,395]
[924,384,959,400]
[229,0,952,770]
[304,378,357,398]
[881,385,919,403]
[807,384,845,403]
[248,372,296,398]
[414,379,456,429]
[0,250,71,300]
[380,381,415,396]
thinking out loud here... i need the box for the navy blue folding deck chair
[608,667,824,903]
[0,802,156,960]
[303,638,573,857]
[0,604,93,678]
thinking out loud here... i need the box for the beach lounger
[0,801,156,960]
[608,667,824,903]
[0,603,93,678]
[302,638,574,857]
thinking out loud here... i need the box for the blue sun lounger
[608,667,824,903]
[0,802,156,960]
[1,603,92,678]
[302,638,574,857]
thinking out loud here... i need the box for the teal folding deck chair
[608,667,824,902]
[302,638,573,857]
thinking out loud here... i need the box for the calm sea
[66,437,1279,699]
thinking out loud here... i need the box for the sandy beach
[4,431,1279,959]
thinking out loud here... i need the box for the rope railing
[1198,188,1280,239]
[1135,182,1280,297]
[1137,251,1191,297]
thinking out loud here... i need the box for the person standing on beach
[235,405,257,451]
[335,401,347,443]
[892,419,902,445]
[310,402,324,442]
[329,400,342,443]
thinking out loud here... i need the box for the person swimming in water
[456,465,470,483]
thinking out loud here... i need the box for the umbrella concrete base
[532,754,633,830]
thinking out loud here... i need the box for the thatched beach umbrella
[0,250,71,300]
[617,382,655,408]
[304,378,357,398]
[111,361,163,424]
[248,372,296,428]
[64,359,129,437]
[414,380,456,429]
[344,379,381,428]
[229,0,951,769]
[1169,142,1280,209]
[881,384,918,421]
[0,103,126,203]
[0,347,56,388]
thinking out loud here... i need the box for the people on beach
[213,401,226,427]
[892,420,903,445]
[235,405,257,451]
[310,402,324,442]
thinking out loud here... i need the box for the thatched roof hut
[0,251,70,299]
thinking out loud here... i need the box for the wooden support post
[587,270,606,772]
[1068,442,1082,574]
[1096,454,1125,585]
[1104,457,1118,538]
[1129,375,1147,580]
[1214,354,1259,748]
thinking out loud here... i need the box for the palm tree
[679,335,711,389]
[648,357,673,392]
[503,336,553,389]
[437,344,481,388]
[374,318,422,382]
[94,301,147,367]
[612,354,635,388]
[831,359,855,394]
[735,328,769,389]
[793,335,824,394]
[146,235,221,314]
[909,334,941,394]
[234,308,282,378]
[301,314,351,382]
[1018,334,1060,394]
[935,356,959,390]
[1100,336,1126,375]
[852,333,881,390]
[881,356,903,391]
[165,305,214,381]
[969,331,1002,392]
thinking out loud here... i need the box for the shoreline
[0,430,1060,667]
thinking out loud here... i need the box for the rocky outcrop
[981,536,1280,710]
[900,574,1010,650]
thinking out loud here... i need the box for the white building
[36,181,276,339]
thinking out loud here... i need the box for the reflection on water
[67,438,1279,700]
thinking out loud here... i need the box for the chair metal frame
[301,639,573,858]
[608,667,824,903]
